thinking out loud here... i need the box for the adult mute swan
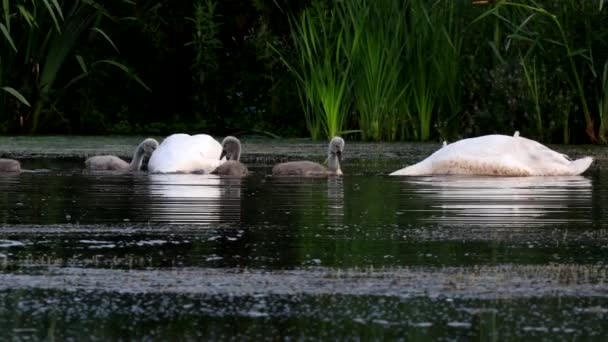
[211,136,249,176]
[0,158,21,172]
[390,133,593,176]
[85,138,159,171]
[148,133,224,174]
[272,136,345,177]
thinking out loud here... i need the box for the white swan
[211,136,248,176]
[148,133,224,174]
[0,158,20,172]
[390,133,593,176]
[85,138,159,171]
[272,137,345,177]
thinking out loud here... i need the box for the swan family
[0,132,594,177]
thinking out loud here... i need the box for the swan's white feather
[148,134,224,173]
[390,134,593,176]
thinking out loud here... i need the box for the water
[1,157,607,339]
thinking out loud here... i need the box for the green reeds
[520,56,545,140]
[599,60,608,143]
[280,2,361,140]
[406,0,463,141]
[347,0,409,141]
[0,0,146,133]
[477,1,598,142]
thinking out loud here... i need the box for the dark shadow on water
[0,158,607,339]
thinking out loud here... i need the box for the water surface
[0,158,607,339]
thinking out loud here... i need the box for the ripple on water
[0,158,607,339]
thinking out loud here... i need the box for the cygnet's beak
[220,150,227,160]
[336,150,342,163]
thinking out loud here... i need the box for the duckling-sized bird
[0,158,21,172]
[211,136,248,176]
[85,138,159,171]
[272,137,345,177]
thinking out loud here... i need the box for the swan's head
[220,136,242,161]
[141,138,159,155]
[328,136,345,163]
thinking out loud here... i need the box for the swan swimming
[390,133,593,176]
[211,136,248,176]
[85,138,159,171]
[272,136,345,177]
[0,158,21,172]
[148,133,224,174]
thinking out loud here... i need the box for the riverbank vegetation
[0,0,606,143]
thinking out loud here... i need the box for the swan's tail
[568,156,593,175]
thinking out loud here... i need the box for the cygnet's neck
[327,152,341,173]
[128,143,146,171]
[229,145,241,161]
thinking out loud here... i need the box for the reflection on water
[146,174,242,224]
[327,177,344,223]
[399,176,593,226]
[0,159,607,340]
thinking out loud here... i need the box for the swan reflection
[147,174,242,224]
[327,177,344,223]
[399,176,592,226]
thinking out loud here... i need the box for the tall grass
[476,1,600,142]
[347,0,409,141]
[281,0,606,143]
[279,2,361,140]
[406,0,463,141]
[520,56,545,140]
[0,0,146,133]
[599,60,608,143]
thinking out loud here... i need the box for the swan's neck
[327,152,341,172]
[128,143,146,171]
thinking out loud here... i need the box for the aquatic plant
[475,1,600,142]
[278,1,361,140]
[598,60,608,143]
[347,0,409,141]
[0,0,147,133]
[405,0,463,142]
[520,56,545,141]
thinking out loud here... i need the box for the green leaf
[95,59,130,73]
[2,0,9,32]
[94,60,151,92]
[61,72,90,91]
[50,0,64,20]
[90,27,120,53]
[41,0,62,33]
[17,5,36,28]
[133,75,151,93]
[1,87,31,107]
[76,55,87,73]
[0,22,16,52]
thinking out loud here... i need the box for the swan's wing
[391,135,530,176]
[190,134,223,159]
[515,137,592,175]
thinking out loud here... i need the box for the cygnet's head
[220,136,242,161]
[142,138,159,155]
[328,136,345,162]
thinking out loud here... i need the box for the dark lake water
[1,158,607,340]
